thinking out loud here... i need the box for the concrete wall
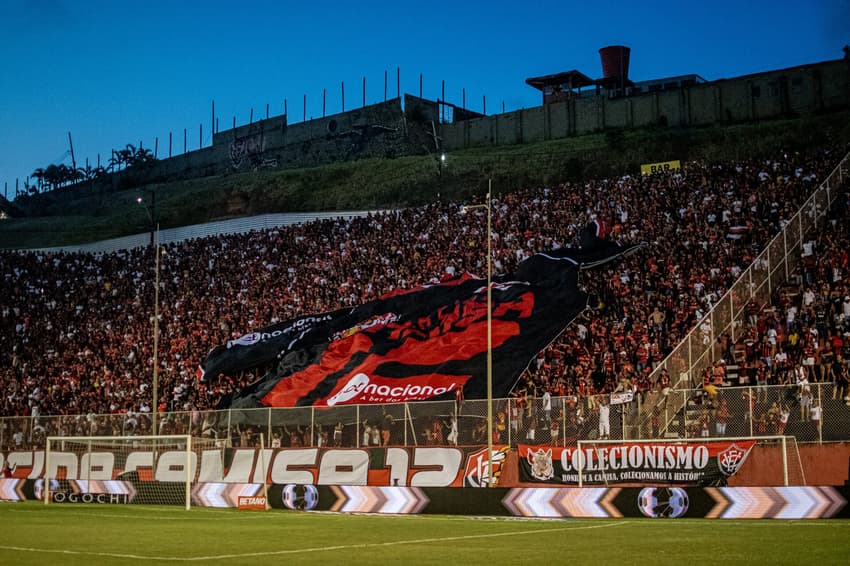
[40,59,850,203]
[729,442,850,487]
[93,98,415,194]
[442,59,850,151]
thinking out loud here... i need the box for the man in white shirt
[598,397,610,440]
[803,288,816,308]
[810,402,822,435]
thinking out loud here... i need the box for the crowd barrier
[2,383,848,451]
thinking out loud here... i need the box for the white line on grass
[0,520,629,562]
[6,509,278,521]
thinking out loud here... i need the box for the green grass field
[1,502,849,565]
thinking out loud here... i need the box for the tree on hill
[42,164,75,190]
[30,168,46,192]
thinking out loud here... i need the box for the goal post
[575,436,804,487]
[44,435,214,510]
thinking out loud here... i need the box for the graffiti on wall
[229,134,277,171]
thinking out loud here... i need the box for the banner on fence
[0,445,510,489]
[518,440,755,486]
[610,390,634,405]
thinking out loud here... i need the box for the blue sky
[1,0,847,197]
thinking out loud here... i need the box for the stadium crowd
[0,147,846,447]
[677,186,850,442]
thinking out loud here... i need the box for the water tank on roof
[599,45,631,81]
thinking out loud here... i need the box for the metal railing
[633,150,850,435]
[2,383,848,451]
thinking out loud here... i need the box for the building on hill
[16,49,850,205]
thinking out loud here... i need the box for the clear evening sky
[1,0,848,197]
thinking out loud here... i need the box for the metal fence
[3,383,848,451]
[633,150,850,435]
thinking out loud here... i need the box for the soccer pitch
[1,503,849,565]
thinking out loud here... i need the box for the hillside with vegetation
[1,110,848,250]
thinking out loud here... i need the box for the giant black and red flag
[202,229,642,408]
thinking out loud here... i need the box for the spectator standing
[598,396,610,440]
[716,399,729,436]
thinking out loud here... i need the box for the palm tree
[118,144,135,169]
[133,147,155,166]
[43,164,61,190]
[107,151,122,172]
[57,164,74,187]
[31,168,45,192]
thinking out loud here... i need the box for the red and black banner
[204,234,642,408]
[6,445,510,490]
[518,441,756,486]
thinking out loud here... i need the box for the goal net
[575,436,805,487]
[44,435,219,510]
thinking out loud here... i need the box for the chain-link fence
[4,383,847,451]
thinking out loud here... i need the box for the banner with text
[640,159,681,175]
[519,441,755,486]
[1,445,510,489]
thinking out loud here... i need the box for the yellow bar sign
[640,160,681,175]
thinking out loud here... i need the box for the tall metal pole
[68,132,77,171]
[460,186,494,484]
[486,181,493,486]
[152,225,161,436]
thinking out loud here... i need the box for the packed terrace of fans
[0,149,845,430]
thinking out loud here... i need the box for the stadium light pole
[461,180,494,486]
[152,226,161,437]
[138,193,162,435]
[137,190,156,247]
